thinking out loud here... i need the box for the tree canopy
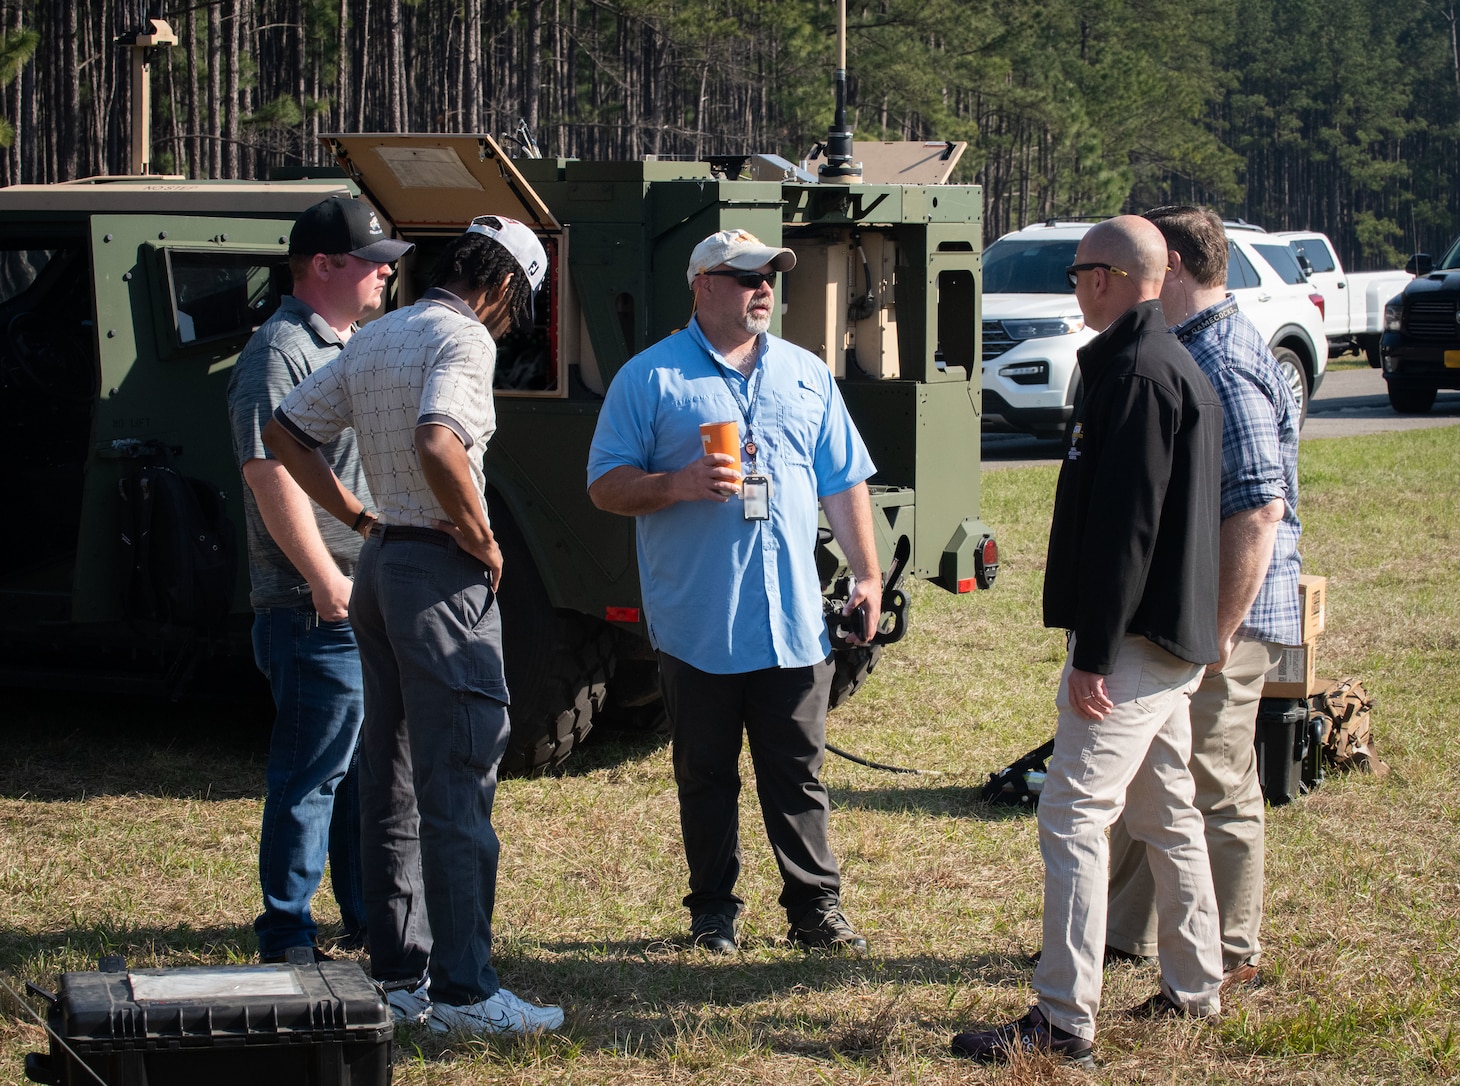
[2,0,1457,267]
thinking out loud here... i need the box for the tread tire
[491,501,615,776]
[1386,383,1436,414]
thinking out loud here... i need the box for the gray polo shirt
[226,295,373,609]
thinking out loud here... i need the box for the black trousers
[659,652,840,925]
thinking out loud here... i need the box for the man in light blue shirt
[588,228,881,954]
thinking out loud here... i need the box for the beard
[742,301,772,336]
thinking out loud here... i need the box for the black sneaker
[787,905,867,954]
[950,1005,1094,1068]
[689,912,737,953]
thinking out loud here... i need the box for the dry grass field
[2,424,1457,1085]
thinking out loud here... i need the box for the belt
[371,524,453,547]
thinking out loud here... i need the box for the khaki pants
[1107,637,1280,970]
[1034,635,1223,1041]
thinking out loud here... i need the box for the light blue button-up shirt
[587,318,875,673]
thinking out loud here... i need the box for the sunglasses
[704,269,777,289]
[1065,262,1130,288]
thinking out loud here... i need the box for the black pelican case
[24,953,392,1086]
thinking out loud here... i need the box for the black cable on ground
[825,741,939,775]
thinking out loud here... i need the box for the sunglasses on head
[1065,262,1129,288]
[704,269,777,289]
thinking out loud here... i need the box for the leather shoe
[788,905,867,954]
[1220,961,1262,994]
[951,1005,1094,1068]
[689,912,737,953]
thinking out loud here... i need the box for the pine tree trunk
[208,0,222,176]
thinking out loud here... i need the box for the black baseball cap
[289,196,414,263]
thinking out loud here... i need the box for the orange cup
[699,420,742,481]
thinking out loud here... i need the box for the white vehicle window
[983,238,1080,294]
[1292,239,1336,274]
[1227,242,1262,290]
[1252,243,1309,285]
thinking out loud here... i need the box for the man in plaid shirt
[1106,205,1302,996]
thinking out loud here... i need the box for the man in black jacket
[952,216,1225,1067]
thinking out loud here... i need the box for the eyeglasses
[704,269,776,289]
[1065,263,1130,288]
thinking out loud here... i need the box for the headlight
[998,360,1049,385]
[1000,315,1085,340]
[1384,302,1402,332]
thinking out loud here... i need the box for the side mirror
[1406,253,1433,276]
[1296,252,1314,278]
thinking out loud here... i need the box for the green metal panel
[72,214,294,623]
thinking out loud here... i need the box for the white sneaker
[384,983,432,1025]
[428,987,564,1035]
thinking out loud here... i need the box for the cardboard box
[1263,638,1317,698]
[1298,574,1326,642]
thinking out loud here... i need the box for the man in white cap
[262,216,563,1036]
[227,194,412,964]
[587,228,882,955]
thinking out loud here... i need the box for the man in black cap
[226,195,412,963]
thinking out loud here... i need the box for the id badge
[742,474,770,520]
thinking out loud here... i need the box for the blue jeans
[252,605,367,957]
[350,532,512,1006]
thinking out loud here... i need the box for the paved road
[982,365,1460,470]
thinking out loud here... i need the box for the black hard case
[25,957,392,1086]
[1254,696,1322,805]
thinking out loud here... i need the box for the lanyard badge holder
[716,357,771,521]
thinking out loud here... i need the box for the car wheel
[1387,384,1436,414]
[1272,347,1308,426]
[1357,334,1382,368]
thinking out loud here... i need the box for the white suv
[981,220,1327,437]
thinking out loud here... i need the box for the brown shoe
[1220,962,1262,995]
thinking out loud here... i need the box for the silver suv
[981,220,1327,437]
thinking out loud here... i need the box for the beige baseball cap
[686,228,796,287]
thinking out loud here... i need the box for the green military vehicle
[0,131,997,774]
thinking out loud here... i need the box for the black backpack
[980,738,1055,808]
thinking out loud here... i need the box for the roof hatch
[322,133,559,234]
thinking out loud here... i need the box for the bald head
[1072,215,1170,332]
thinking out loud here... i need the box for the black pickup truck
[1380,235,1460,413]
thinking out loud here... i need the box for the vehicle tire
[827,643,883,711]
[1386,384,1436,414]
[1273,347,1309,426]
[491,501,615,776]
[1357,334,1382,368]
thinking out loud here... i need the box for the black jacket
[1042,299,1223,672]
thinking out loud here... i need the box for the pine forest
[2,0,1458,269]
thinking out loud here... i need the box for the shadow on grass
[828,783,1038,821]
[0,922,266,979]
[0,688,269,801]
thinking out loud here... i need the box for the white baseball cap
[466,215,548,292]
[686,228,796,287]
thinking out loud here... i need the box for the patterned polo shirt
[1173,298,1302,645]
[273,288,497,528]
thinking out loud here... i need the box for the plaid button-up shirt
[1174,298,1303,645]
